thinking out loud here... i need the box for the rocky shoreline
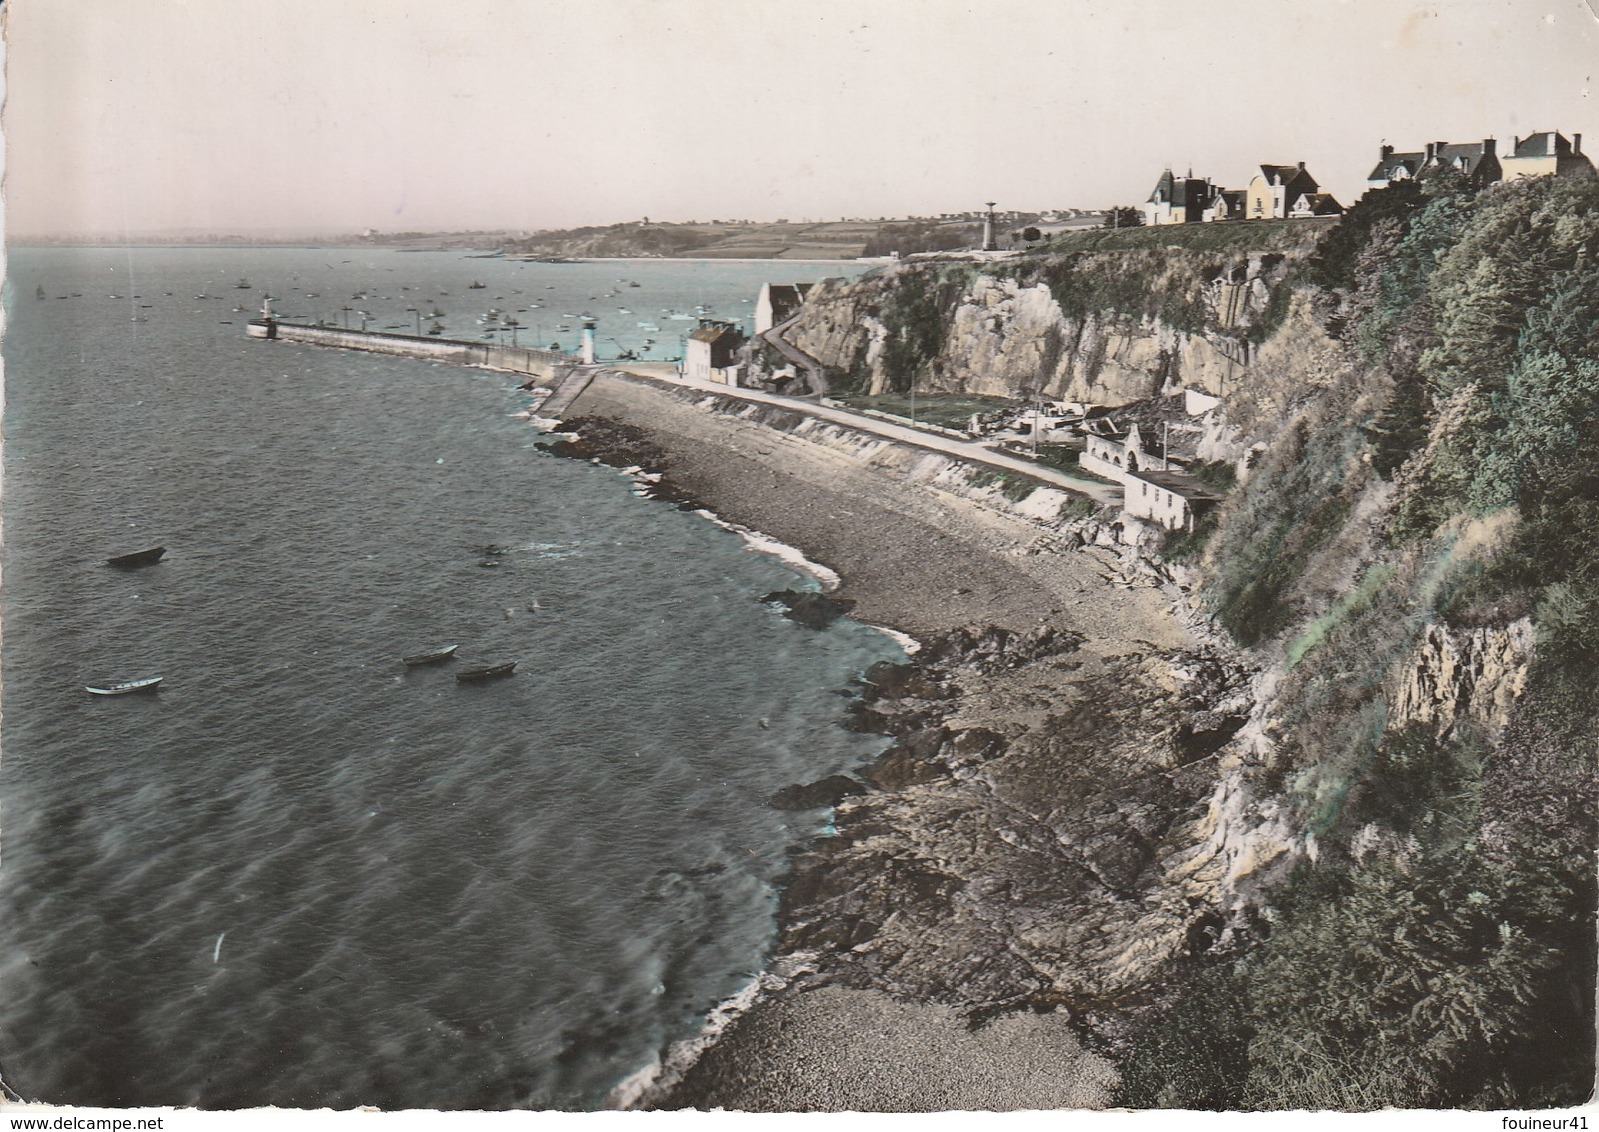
[538,373,1255,1111]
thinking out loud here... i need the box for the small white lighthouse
[580,318,597,364]
[246,293,278,338]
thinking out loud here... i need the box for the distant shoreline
[10,243,881,265]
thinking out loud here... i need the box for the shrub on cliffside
[875,265,972,391]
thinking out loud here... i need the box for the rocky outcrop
[770,626,1260,1009]
[785,248,1307,406]
[1389,618,1535,740]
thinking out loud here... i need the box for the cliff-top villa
[1144,161,1344,225]
[1501,130,1593,180]
[1143,127,1593,229]
[1144,171,1216,226]
[1367,131,1593,188]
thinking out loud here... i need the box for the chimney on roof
[1575,133,1583,155]
[1482,138,1497,156]
[1550,133,1559,155]
[1297,160,1306,171]
[1512,134,1521,152]
[1381,143,1394,159]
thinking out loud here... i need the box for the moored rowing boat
[86,676,163,696]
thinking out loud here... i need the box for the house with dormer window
[1204,188,1246,223]
[1245,163,1321,220]
[1368,139,1501,189]
[1144,170,1215,226]
[1290,191,1345,217]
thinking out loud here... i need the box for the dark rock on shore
[762,589,857,630]
[768,775,867,811]
[919,624,1086,673]
[537,416,707,509]
[537,415,668,471]
[867,726,1007,789]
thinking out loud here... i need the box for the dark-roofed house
[1290,191,1346,218]
[1245,163,1320,220]
[683,319,746,386]
[754,282,815,335]
[1368,145,1427,189]
[1143,170,1215,226]
[1123,467,1223,532]
[1369,140,1502,189]
[1203,188,1246,223]
[1501,131,1595,181]
[1423,139,1502,186]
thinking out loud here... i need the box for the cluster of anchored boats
[89,549,518,694]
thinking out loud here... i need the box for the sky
[4,0,1598,237]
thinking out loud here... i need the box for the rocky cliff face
[1388,618,1534,740]
[785,246,1308,406]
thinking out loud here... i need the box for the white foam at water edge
[869,624,922,655]
[693,510,842,592]
[605,968,785,1111]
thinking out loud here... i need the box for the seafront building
[1122,466,1223,532]
[683,319,746,386]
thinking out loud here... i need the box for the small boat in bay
[85,676,163,696]
[403,644,459,666]
[456,661,516,683]
[107,546,166,569]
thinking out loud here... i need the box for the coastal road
[608,363,1125,507]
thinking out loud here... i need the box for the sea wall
[259,322,577,380]
[576,371,1100,531]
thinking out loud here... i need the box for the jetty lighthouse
[982,202,998,251]
[580,317,597,364]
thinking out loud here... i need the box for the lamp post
[341,306,352,329]
[407,307,420,335]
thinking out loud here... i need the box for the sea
[0,247,890,1109]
